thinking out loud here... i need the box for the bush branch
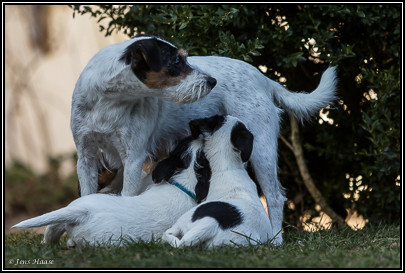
[289,115,346,227]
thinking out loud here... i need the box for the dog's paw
[66,238,76,248]
[162,232,181,248]
[270,232,283,246]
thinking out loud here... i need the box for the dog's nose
[207,77,217,89]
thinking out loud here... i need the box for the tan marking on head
[178,48,188,58]
[144,66,192,89]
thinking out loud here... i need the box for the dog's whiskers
[172,70,211,104]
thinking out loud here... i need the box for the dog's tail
[267,67,338,121]
[12,207,88,229]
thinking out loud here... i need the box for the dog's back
[188,56,337,121]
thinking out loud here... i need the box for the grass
[4,224,400,269]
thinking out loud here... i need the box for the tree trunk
[289,115,347,227]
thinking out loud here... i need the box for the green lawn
[4,224,400,269]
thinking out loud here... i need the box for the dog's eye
[174,56,182,66]
[167,56,185,77]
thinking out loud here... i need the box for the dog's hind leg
[42,224,66,244]
[249,131,287,246]
[232,103,286,245]
[162,226,182,247]
[250,159,286,245]
[177,218,219,247]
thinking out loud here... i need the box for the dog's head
[119,35,216,104]
[189,115,254,164]
[152,136,211,203]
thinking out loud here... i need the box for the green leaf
[357,10,366,18]
[179,22,188,30]
[243,55,253,62]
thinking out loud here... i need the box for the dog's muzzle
[170,71,217,104]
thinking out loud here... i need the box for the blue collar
[168,178,198,203]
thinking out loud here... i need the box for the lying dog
[162,115,273,248]
[72,34,337,244]
[12,134,211,247]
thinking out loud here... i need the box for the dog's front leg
[121,154,146,196]
[77,148,99,196]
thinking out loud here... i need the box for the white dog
[12,134,211,247]
[72,35,216,198]
[163,115,273,248]
[71,34,337,244]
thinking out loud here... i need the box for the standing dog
[71,34,337,244]
[163,115,273,248]
[12,134,211,247]
[72,35,216,198]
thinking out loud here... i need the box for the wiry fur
[162,116,273,248]
[71,35,216,197]
[268,66,338,120]
[71,35,337,245]
[12,137,206,247]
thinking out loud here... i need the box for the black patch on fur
[119,38,163,79]
[192,201,243,230]
[152,136,194,183]
[189,115,226,139]
[231,122,254,162]
[119,36,190,83]
[246,161,263,197]
[194,150,211,203]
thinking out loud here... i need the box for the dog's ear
[194,150,211,203]
[151,158,177,183]
[231,122,254,162]
[189,115,225,138]
[189,119,203,138]
[121,38,163,72]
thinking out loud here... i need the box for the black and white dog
[163,115,273,248]
[71,34,337,244]
[12,134,210,247]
